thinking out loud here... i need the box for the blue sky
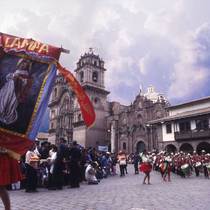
[1,0,210,108]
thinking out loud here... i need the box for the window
[196,119,209,131]
[166,123,172,133]
[123,142,126,150]
[94,97,100,104]
[92,71,98,82]
[179,121,191,132]
[80,71,84,82]
[101,61,104,68]
[78,113,82,121]
[137,114,142,119]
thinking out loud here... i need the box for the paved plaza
[1,165,210,210]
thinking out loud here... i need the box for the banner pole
[60,46,70,54]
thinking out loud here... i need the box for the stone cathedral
[48,50,169,153]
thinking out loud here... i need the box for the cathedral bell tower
[75,48,105,89]
[73,49,110,148]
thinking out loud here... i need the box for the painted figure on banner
[0,54,49,134]
[0,58,32,124]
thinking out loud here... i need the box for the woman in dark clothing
[50,152,65,190]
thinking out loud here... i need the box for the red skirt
[139,163,152,173]
[0,154,23,186]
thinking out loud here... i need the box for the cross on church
[89,47,94,53]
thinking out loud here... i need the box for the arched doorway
[165,144,177,153]
[136,141,146,153]
[123,142,127,150]
[180,143,193,154]
[196,142,210,154]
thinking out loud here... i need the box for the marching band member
[162,155,172,182]
[192,151,201,177]
[201,151,209,179]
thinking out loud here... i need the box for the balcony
[192,129,210,139]
[175,129,210,141]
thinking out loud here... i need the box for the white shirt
[85,164,97,182]
[25,150,36,164]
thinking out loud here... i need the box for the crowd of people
[2,139,210,210]
[8,138,121,193]
[4,141,210,194]
[131,149,210,184]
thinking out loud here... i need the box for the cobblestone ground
[1,165,210,210]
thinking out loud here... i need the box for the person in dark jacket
[133,152,141,174]
[49,138,68,190]
[69,141,82,188]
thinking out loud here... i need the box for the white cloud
[168,22,210,100]
[0,0,210,105]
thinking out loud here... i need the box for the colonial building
[48,50,169,153]
[107,87,169,154]
[149,97,210,154]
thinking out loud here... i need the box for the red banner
[0,33,61,60]
[57,63,96,128]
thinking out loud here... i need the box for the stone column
[111,121,116,153]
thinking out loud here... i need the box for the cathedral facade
[48,51,168,153]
